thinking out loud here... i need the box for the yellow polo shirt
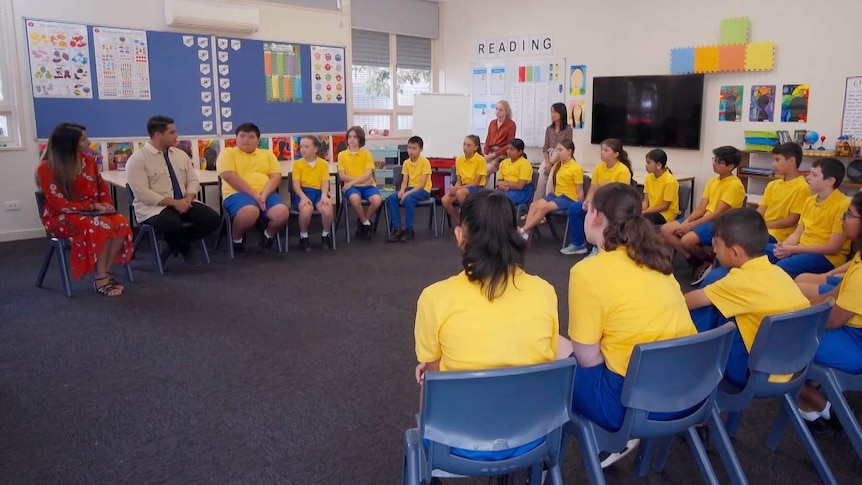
[569,247,696,376]
[292,157,330,190]
[703,175,746,214]
[760,176,810,242]
[644,170,680,222]
[217,147,281,198]
[415,270,559,371]
[837,253,862,328]
[593,160,631,185]
[337,148,375,186]
[456,153,487,187]
[799,190,851,267]
[553,159,584,201]
[498,156,532,184]
[402,156,432,192]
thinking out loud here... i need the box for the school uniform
[759,175,810,242]
[497,156,533,205]
[643,170,680,225]
[455,153,487,190]
[566,160,628,249]
[813,252,862,373]
[386,156,432,231]
[338,148,381,200]
[686,175,746,246]
[217,147,287,217]
[292,157,330,205]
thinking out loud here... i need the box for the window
[0,0,20,147]
[351,29,432,137]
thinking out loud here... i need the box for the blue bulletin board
[26,18,348,139]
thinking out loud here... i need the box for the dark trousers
[142,203,221,253]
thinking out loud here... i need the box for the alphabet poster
[25,20,93,98]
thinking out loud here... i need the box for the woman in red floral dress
[36,123,133,296]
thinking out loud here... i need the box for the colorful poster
[25,20,92,98]
[87,142,104,168]
[271,137,291,160]
[569,65,586,96]
[781,84,809,123]
[750,85,775,122]
[318,135,332,160]
[291,136,303,160]
[310,45,344,103]
[224,138,237,149]
[568,99,586,129]
[331,135,347,162]
[719,85,743,122]
[106,142,133,171]
[197,139,220,170]
[92,27,151,100]
[258,138,270,150]
[175,140,194,161]
[264,43,303,103]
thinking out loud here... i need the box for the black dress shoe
[299,237,311,252]
[322,234,332,251]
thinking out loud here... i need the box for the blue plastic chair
[402,359,577,485]
[126,184,211,275]
[801,363,862,465]
[657,300,835,484]
[213,177,287,258]
[535,175,591,251]
[34,191,135,297]
[383,170,440,238]
[565,322,746,485]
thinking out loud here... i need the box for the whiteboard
[471,57,566,147]
[841,76,862,138]
[413,93,471,158]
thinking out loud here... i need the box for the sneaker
[322,234,332,251]
[560,243,589,255]
[263,235,276,249]
[231,242,246,254]
[388,228,405,243]
[362,223,373,239]
[400,229,415,242]
[599,439,639,469]
[299,237,311,252]
[691,261,714,287]
[805,417,836,440]
[181,250,203,268]
[826,411,844,431]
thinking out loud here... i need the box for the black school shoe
[322,234,333,251]
[400,229,415,242]
[388,228,404,243]
[299,237,311,252]
[806,417,836,440]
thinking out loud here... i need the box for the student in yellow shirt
[217,123,290,253]
[758,142,810,243]
[765,158,850,278]
[291,135,334,251]
[561,138,633,255]
[520,140,584,245]
[386,136,432,243]
[569,182,696,432]
[685,208,809,387]
[414,190,571,461]
[661,146,745,284]
[495,138,534,206]
[338,126,382,240]
[794,191,862,438]
[441,135,487,226]
[641,149,680,226]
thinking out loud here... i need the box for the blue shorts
[224,192,286,218]
[813,326,862,374]
[819,275,844,294]
[293,187,322,206]
[692,221,714,246]
[503,187,533,206]
[344,185,381,200]
[543,194,575,211]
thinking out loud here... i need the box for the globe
[803,131,819,146]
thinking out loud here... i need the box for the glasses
[843,210,862,221]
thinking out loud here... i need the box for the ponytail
[466,134,482,155]
[593,183,673,274]
[603,138,633,182]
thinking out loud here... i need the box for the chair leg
[574,423,607,485]
[708,406,748,485]
[561,218,570,250]
[132,228,147,259]
[779,393,837,485]
[651,436,673,472]
[403,429,423,485]
[56,241,73,298]
[225,213,235,259]
[547,462,564,485]
[124,263,135,283]
[330,220,337,250]
[198,238,211,263]
[635,438,656,477]
[432,202,439,237]
[36,245,55,289]
[684,426,720,485]
[147,228,165,276]
[817,371,862,463]
[724,411,743,438]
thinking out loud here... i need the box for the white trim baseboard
[0,228,46,242]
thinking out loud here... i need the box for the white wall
[439,0,862,189]
[0,0,350,241]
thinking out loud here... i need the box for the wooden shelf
[742,150,861,162]
[738,173,862,189]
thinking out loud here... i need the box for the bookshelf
[738,150,862,205]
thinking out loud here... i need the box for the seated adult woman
[36,122,134,296]
[414,189,571,460]
[483,100,516,175]
[568,183,696,432]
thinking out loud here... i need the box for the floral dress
[36,154,134,280]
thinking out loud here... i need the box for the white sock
[362,220,371,226]
[264,229,274,239]
[300,232,309,238]
[799,408,821,422]
[232,238,243,244]
[819,401,832,420]
[321,231,329,237]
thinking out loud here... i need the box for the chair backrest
[34,191,46,216]
[677,184,692,216]
[125,184,138,224]
[393,167,403,188]
[421,359,576,466]
[746,299,833,387]
[582,174,592,196]
[449,165,457,186]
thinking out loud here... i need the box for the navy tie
[163,151,183,199]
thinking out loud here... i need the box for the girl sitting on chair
[519,140,584,243]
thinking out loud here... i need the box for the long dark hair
[602,138,633,180]
[459,190,526,300]
[465,134,482,156]
[45,123,86,200]
[550,102,568,131]
[592,183,672,274]
[508,138,525,158]
[851,192,862,251]
[552,139,576,186]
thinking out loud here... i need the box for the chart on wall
[25,19,93,98]
[92,26,151,100]
[470,58,566,147]
[842,76,862,138]
[309,45,345,103]
[263,42,302,104]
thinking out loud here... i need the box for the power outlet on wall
[4,201,21,211]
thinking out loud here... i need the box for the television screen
[591,74,704,150]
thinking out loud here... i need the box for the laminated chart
[310,45,345,103]
[183,34,216,134]
[216,37,242,134]
[92,26,151,100]
[264,43,303,103]
[25,19,93,98]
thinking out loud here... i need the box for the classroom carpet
[1,224,861,484]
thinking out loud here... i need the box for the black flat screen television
[591,74,704,150]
